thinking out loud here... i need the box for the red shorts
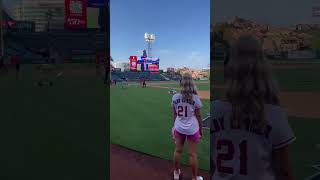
[172,128,201,142]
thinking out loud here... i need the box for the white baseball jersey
[210,100,295,180]
[172,93,202,135]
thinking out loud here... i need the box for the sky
[2,0,20,17]
[111,0,210,70]
[213,0,320,27]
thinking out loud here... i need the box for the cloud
[155,49,173,55]
[158,50,209,70]
[136,49,144,54]
[184,51,209,69]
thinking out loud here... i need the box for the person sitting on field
[210,35,295,180]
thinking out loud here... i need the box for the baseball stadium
[109,0,211,179]
[1,0,109,179]
[212,17,320,180]
[110,35,211,179]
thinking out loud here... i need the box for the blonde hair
[180,72,198,101]
[225,35,280,132]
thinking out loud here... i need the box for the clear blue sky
[110,0,210,70]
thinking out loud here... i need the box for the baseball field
[110,80,211,179]
[212,60,320,180]
[2,61,319,179]
[1,64,108,180]
[111,60,320,180]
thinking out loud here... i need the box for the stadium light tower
[144,32,155,57]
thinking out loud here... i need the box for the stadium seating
[111,71,167,81]
[4,31,106,64]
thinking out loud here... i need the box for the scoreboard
[130,56,160,72]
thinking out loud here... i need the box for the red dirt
[110,144,210,180]
[149,85,210,100]
[279,92,320,118]
[213,86,320,118]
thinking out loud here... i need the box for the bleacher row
[111,71,168,81]
[4,31,107,64]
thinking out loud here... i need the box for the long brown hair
[225,35,280,132]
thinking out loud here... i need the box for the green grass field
[1,64,108,180]
[110,62,320,179]
[150,81,210,91]
[110,83,211,170]
[213,66,320,91]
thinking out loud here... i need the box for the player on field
[171,72,203,180]
[142,78,146,88]
[210,35,295,180]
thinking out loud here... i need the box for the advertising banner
[137,64,141,71]
[87,0,107,7]
[148,64,159,71]
[129,56,138,71]
[65,0,87,29]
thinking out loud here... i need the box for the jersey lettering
[216,139,248,176]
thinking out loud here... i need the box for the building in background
[12,0,107,32]
[13,0,65,32]
[166,67,175,73]
[113,61,130,72]
[176,67,209,80]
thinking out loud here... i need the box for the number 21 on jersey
[177,106,188,117]
[216,139,248,175]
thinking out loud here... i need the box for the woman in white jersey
[210,35,295,180]
[172,72,203,180]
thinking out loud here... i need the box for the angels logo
[132,62,136,67]
[70,0,83,15]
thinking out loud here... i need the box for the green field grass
[1,64,108,180]
[273,68,320,92]
[212,67,320,92]
[150,81,210,91]
[110,85,211,170]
